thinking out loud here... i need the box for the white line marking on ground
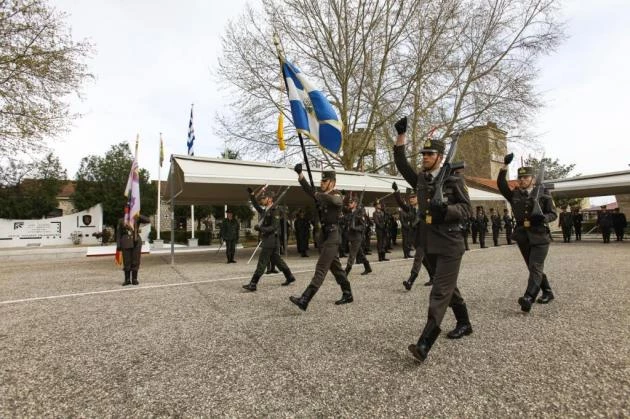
[0,247,496,306]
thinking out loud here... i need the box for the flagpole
[188,104,196,243]
[157,133,162,241]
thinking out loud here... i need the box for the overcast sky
[50,0,629,203]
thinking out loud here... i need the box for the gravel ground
[0,241,628,418]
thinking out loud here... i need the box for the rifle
[431,132,462,204]
[350,187,366,230]
[530,160,546,218]
[248,186,291,264]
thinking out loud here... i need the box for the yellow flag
[277,113,286,151]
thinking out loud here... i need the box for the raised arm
[298,176,316,200]
[497,169,514,202]
[393,145,418,187]
[249,193,264,214]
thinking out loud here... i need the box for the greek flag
[187,106,195,156]
[282,60,342,154]
[124,157,140,229]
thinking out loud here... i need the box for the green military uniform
[474,207,488,248]
[219,211,239,263]
[559,208,573,243]
[503,209,514,245]
[373,204,389,261]
[116,214,151,286]
[242,191,295,291]
[394,187,436,290]
[395,135,473,362]
[343,199,372,276]
[490,209,502,246]
[290,170,353,310]
[498,165,558,311]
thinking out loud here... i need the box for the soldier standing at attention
[393,117,474,363]
[503,208,514,245]
[116,214,151,286]
[398,187,417,259]
[559,206,574,243]
[489,208,502,246]
[289,167,353,310]
[498,154,557,312]
[242,189,296,291]
[572,207,583,241]
[373,201,389,261]
[597,206,613,243]
[475,206,489,248]
[612,208,627,241]
[294,209,310,257]
[392,182,436,290]
[343,195,372,276]
[471,212,479,244]
[220,209,239,263]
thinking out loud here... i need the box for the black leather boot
[423,277,434,286]
[518,295,534,312]
[408,325,441,362]
[536,274,555,304]
[447,303,473,339]
[345,265,352,276]
[289,285,318,311]
[403,272,418,291]
[242,274,261,292]
[280,271,296,286]
[122,270,131,286]
[334,276,353,305]
[361,260,372,275]
[131,270,139,285]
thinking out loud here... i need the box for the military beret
[322,170,336,181]
[421,138,446,154]
[517,166,534,177]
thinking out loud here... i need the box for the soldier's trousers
[505,228,513,244]
[424,252,465,332]
[561,226,572,242]
[492,227,501,246]
[574,225,581,240]
[614,227,625,241]
[411,245,436,279]
[402,228,413,255]
[254,247,291,278]
[376,229,387,254]
[309,239,351,293]
[471,227,478,243]
[122,242,142,271]
[478,230,486,247]
[347,237,367,267]
[602,227,611,243]
[225,239,236,261]
[515,238,549,298]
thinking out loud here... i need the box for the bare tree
[215,0,564,172]
[0,0,93,157]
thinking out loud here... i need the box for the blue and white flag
[187,106,195,156]
[282,60,342,154]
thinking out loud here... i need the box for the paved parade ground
[1,241,628,417]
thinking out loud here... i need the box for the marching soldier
[503,208,514,245]
[393,117,474,363]
[242,189,296,291]
[475,206,489,248]
[612,208,627,241]
[489,208,502,246]
[363,213,373,254]
[399,187,417,258]
[219,209,239,263]
[392,182,436,290]
[498,154,558,312]
[339,210,348,258]
[344,195,373,276]
[373,201,389,261]
[559,206,574,243]
[572,207,583,241]
[289,167,353,310]
[294,209,310,257]
[116,214,151,286]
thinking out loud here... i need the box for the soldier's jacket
[294,217,310,238]
[373,209,387,231]
[394,145,472,255]
[250,194,282,249]
[220,218,240,241]
[490,214,502,230]
[612,212,627,229]
[474,214,489,231]
[393,190,417,230]
[597,212,612,229]
[559,212,574,228]
[116,215,151,249]
[345,206,367,241]
[299,177,343,245]
[497,169,557,245]
[572,212,583,227]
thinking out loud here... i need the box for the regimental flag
[187,106,195,156]
[281,59,342,155]
[124,157,141,229]
[159,133,164,167]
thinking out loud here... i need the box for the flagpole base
[187,238,198,248]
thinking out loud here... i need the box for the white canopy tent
[164,155,505,264]
[547,170,630,199]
